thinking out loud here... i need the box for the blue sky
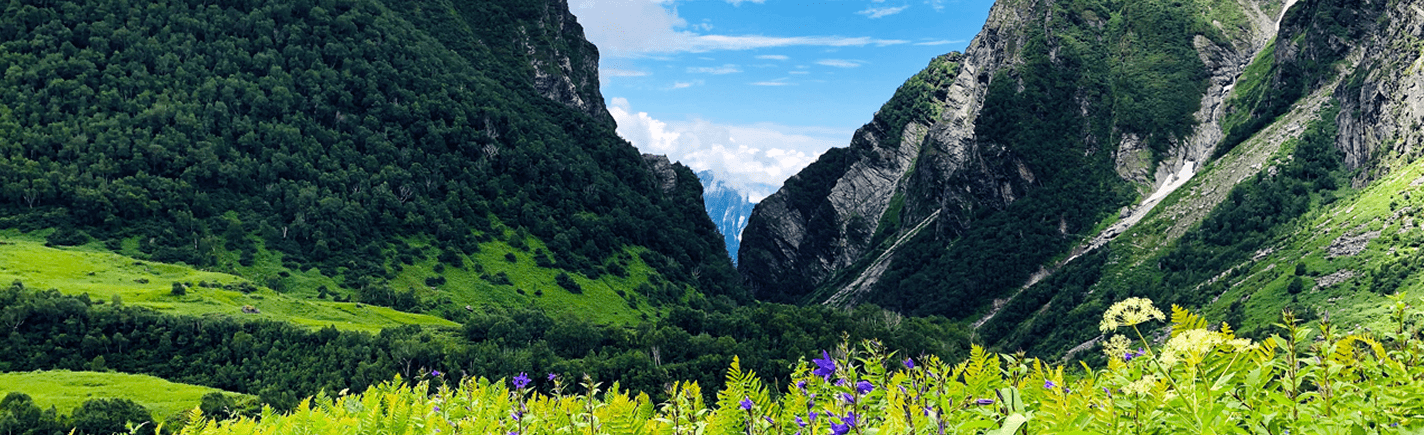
[569,0,995,199]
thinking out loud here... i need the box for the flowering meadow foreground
[177,297,1424,434]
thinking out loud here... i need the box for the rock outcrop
[741,0,1285,312]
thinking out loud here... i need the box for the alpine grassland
[0,370,253,422]
[176,298,1424,434]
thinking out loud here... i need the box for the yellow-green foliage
[0,370,252,420]
[180,298,1424,434]
[0,236,455,332]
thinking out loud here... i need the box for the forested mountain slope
[0,0,742,319]
[742,0,1424,358]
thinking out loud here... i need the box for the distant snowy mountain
[696,171,773,265]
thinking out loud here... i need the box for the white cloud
[913,39,965,46]
[751,81,793,86]
[570,1,908,58]
[670,80,703,89]
[687,64,743,74]
[609,98,844,199]
[857,5,909,18]
[756,54,789,60]
[602,68,649,77]
[816,59,864,68]
[788,70,810,74]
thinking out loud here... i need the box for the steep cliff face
[386,0,614,126]
[742,0,1282,315]
[1335,0,1424,173]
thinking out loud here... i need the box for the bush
[555,272,582,294]
[71,398,154,435]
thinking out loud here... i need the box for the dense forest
[0,0,742,308]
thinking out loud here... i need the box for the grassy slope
[384,232,665,325]
[0,370,253,420]
[0,231,456,333]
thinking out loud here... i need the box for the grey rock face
[1335,0,1424,174]
[642,155,680,195]
[519,0,615,126]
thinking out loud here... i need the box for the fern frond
[1170,304,1209,336]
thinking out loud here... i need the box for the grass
[0,232,457,333]
[0,370,253,420]
[385,231,665,326]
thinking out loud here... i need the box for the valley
[2,0,1424,432]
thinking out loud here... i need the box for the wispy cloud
[602,68,649,77]
[570,1,908,57]
[751,80,794,86]
[788,71,810,75]
[687,64,743,74]
[756,54,790,60]
[670,80,704,89]
[816,59,864,68]
[913,39,965,46]
[857,5,909,18]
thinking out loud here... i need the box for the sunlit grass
[0,370,252,420]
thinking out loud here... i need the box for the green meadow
[0,232,456,333]
[0,370,252,420]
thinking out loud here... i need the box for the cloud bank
[608,98,843,200]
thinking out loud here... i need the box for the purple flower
[812,350,837,379]
[903,358,915,369]
[808,411,819,422]
[434,405,440,412]
[796,380,807,391]
[795,416,807,428]
[1043,380,1056,390]
[547,373,557,381]
[840,392,856,404]
[842,412,859,427]
[855,380,875,395]
[431,370,443,377]
[739,397,754,411]
[513,372,531,389]
[975,398,995,405]
[830,422,850,435]
[835,378,847,387]
[511,410,523,421]
[763,416,774,424]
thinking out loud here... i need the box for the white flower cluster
[1099,297,1166,332]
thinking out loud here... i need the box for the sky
[569,0,996,201]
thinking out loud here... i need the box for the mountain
[695,170,771,265]
[742,0,1418,357]
[0,0,744,319]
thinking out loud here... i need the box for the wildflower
[830,412,858,434]
[1161,329,1226,367]
[808,411,819,422]
[763,416,774,425]
[796,380,807,391]
[855,380,875,395]
[903,358,916,369]
[1101,334,1132,359]
[434,405,440,412]
[975,398,995,405]
[431,370,443,377]
[1122,374,1156,397]
[1227,337,1257,353]
[840,392,856,404]
[547,373,557,381]
[739,397,754,411]
[512,372,531,389]
[1043,380,1056,390]
[511,410,523,421]
[1099,297,1166,332]
[795,416,807,428]
[812,350,837,379]
[835,378,847,387]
